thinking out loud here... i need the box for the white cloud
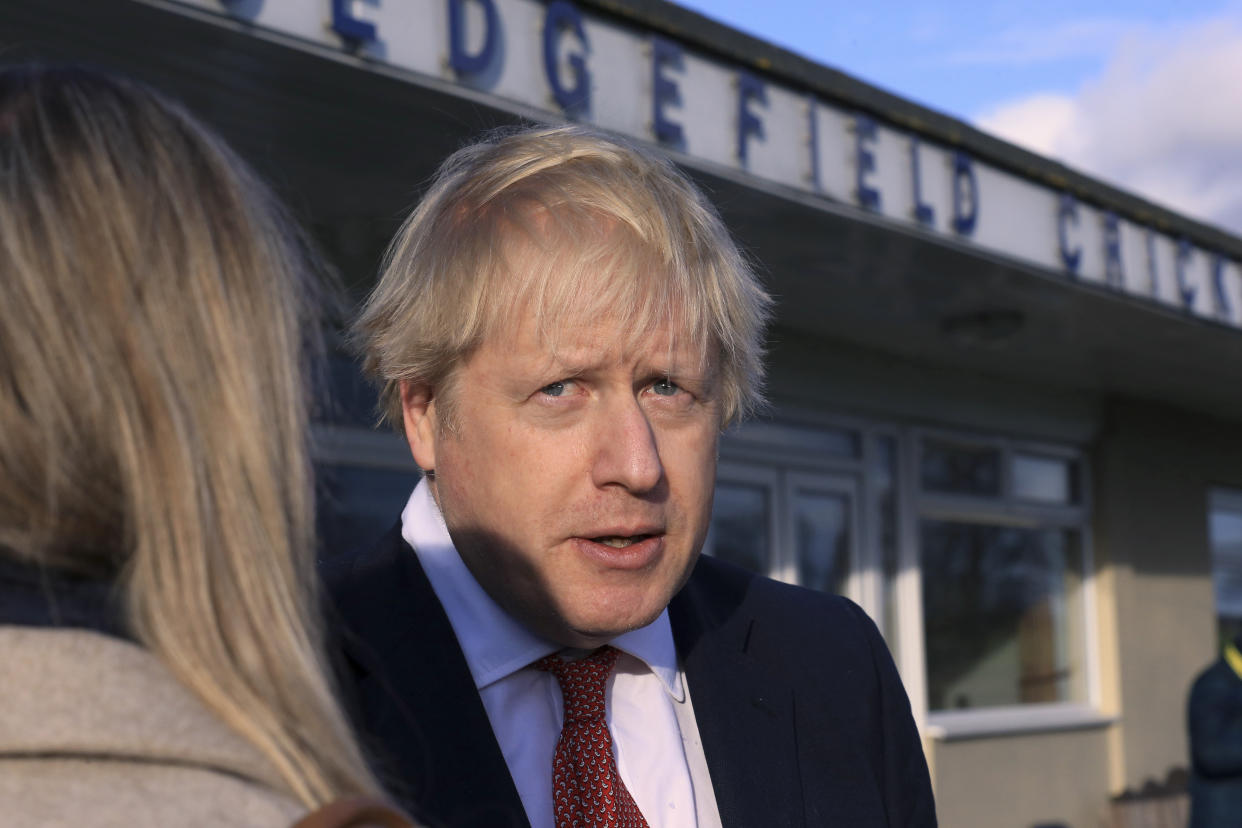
[975,16,1242,233]
[976,93,1080,157]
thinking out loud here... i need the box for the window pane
[794,490,850,595]
[313,351,382,429]
[921,520,1086,711]
[1013,453,1078,504]
[317,464,422,559]
[708,482,770,576]
[921,439,1001,496]
[1210,493,1242,646]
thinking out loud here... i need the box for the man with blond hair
[327,124,936,828]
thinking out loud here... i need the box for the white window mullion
[898,427,930,731]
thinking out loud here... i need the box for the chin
[566,598,665,643]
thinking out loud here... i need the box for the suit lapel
[670,557,806,828]
[330,525,530,828]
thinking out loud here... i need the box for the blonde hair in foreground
[354,123,772,432]
[0,66,379,807]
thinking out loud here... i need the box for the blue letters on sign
[854,114,880,212]
[1212,255,1232,320]
[449,0,499,76]
[1102,212,1124,288]
[332,0,376,43]
[806,97,821,191]
[736,72,766,167]
[221,0,264,19]
[1176,237,1196,310]
[951,152,977,236]
[651,37,685,148]
[1058,193,1081,275]
[543,1,589,114]
[909,137,933,227]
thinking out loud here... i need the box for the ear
[399,380,439,472]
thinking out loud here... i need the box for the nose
[591,394,664,494]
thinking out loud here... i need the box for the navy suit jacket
[325,523,937,828]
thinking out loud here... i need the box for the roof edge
[579,0,1242,258]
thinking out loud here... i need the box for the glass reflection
[921,520,1084,711]
[1013,453,1076,504]
[317,464,422,559]
[709,482,770,576]
[795,490,850,595]
[1211,503,1242,646]
[921,439,1001,496]
[315,351,383,428]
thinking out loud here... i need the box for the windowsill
[925,704,1116,741]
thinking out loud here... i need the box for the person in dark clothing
[328,123,937,828]
[1188,636,1242,827]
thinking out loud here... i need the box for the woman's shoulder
[0,626,306,827]
[0,754,306,827]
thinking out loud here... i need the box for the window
[313,348,422,560]
[708,463,860,599]
[921,521,1086,710]
[921,438,1001,497]
[709,479,773,577]
[791,477,853,596]
[1012,452,1080,505]
[916,432,1094,725]
[706,420,896,641]
[318,463,421,557]
[1209,489,1242,648]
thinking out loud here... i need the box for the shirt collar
[400,479,684,702]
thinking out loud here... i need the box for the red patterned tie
[535,646,651,828]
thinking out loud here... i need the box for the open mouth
[591,534,655,548]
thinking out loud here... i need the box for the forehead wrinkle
[487,207,716,380]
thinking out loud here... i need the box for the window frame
[717,414,906,645]
[908,427,1105,739]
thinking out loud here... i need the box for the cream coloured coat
[0,626,305,827]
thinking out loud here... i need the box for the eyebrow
[540,350,712,378]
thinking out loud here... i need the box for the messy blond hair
[354,123,771,431]
[0,66,380,808]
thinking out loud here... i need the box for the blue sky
[676,0,1232,121]
[675,1,1242,233]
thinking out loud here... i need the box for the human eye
[650,377,682,397]
[538,379,579,398]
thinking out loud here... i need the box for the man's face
[402,300,720,648]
